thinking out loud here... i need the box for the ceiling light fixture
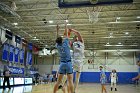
[116,17,121,20]
[48,25,56,27]
[106,42,109,45]
[137,16,140,18]
[104,45,138,47]
[125,32,129,35]
[13,23,18,26]
[65,20,69,23]
[108,21,140,24]
[48,20,53,24]
[133,21,140,22]
[32,39,39,41]
[67,24,72,26]
[104,45,124,46]
[118,42,122,45]
[110,32,113,35]
[109,36,113,38]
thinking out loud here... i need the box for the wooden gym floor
[0,83,140,93]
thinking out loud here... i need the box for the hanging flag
[15,35,21,44]
[5,30,13,40]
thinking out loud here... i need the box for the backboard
[58,0,133,8]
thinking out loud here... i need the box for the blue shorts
[101,79,106,85]
[58,62,73,74]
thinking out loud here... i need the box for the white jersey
[111,73,117,83]
[72,41,85,59]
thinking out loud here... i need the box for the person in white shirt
[69,29,85,93]
[110,69,118,91]
[132,61,140,84]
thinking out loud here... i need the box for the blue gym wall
[52,71,138,84]
[79,72,138,84]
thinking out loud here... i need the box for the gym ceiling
[0,0,140,50]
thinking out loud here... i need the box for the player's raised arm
[69,29,84,43]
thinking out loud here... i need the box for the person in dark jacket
[3,68,11,90]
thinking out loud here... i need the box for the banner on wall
[22,39,27,46]
[29,52,32,65]
[15,35,21,44]
[33,46,39,54]
[138,53,140,60]
[14,47,20,63]
[2,43,9,61]
[20,49,24,64]
[8,66,24,74]
[30,70,38,75]
[5,30,13,40]
[9,45,14,62]
[26,52,32,65]
[28,43,33,50]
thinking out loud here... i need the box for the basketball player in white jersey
[110,69,118,91]
[132,60,140,84]
[69,29,85,93]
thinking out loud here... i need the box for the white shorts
[111,79,116,83]
[72,59,84,72]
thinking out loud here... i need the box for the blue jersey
[138,66,140,74]
[100,70,106,80]
[100,70,106,84]
[56,38,71,62]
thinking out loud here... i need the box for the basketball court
[0,0,140,93]
[0,83,140,93]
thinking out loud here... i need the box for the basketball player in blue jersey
[132,60,140,81]
[68,29,85,93]
[53,29,74,93]
[100,66,107,93]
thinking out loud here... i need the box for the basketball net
[11,1,17,11]
[87,6,102,23]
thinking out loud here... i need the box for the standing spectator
[3,68,11,90]
[55,72,58,82]
[132,60,140,84]
[34,72,40,85]
[49,74,53,83]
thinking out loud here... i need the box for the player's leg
[111,82,113,91]
[114,83,117,91]
[67,83,71,93]
[73,60,83,92]
[53,74,64,93]
[101,79,107,93]
[67,74,74,93]
[101,85,104,93]
[62,85,66,93]
[103,85,107,93]
[66,62,74,93]
[75,71,81,91]
[53,63,65,93]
